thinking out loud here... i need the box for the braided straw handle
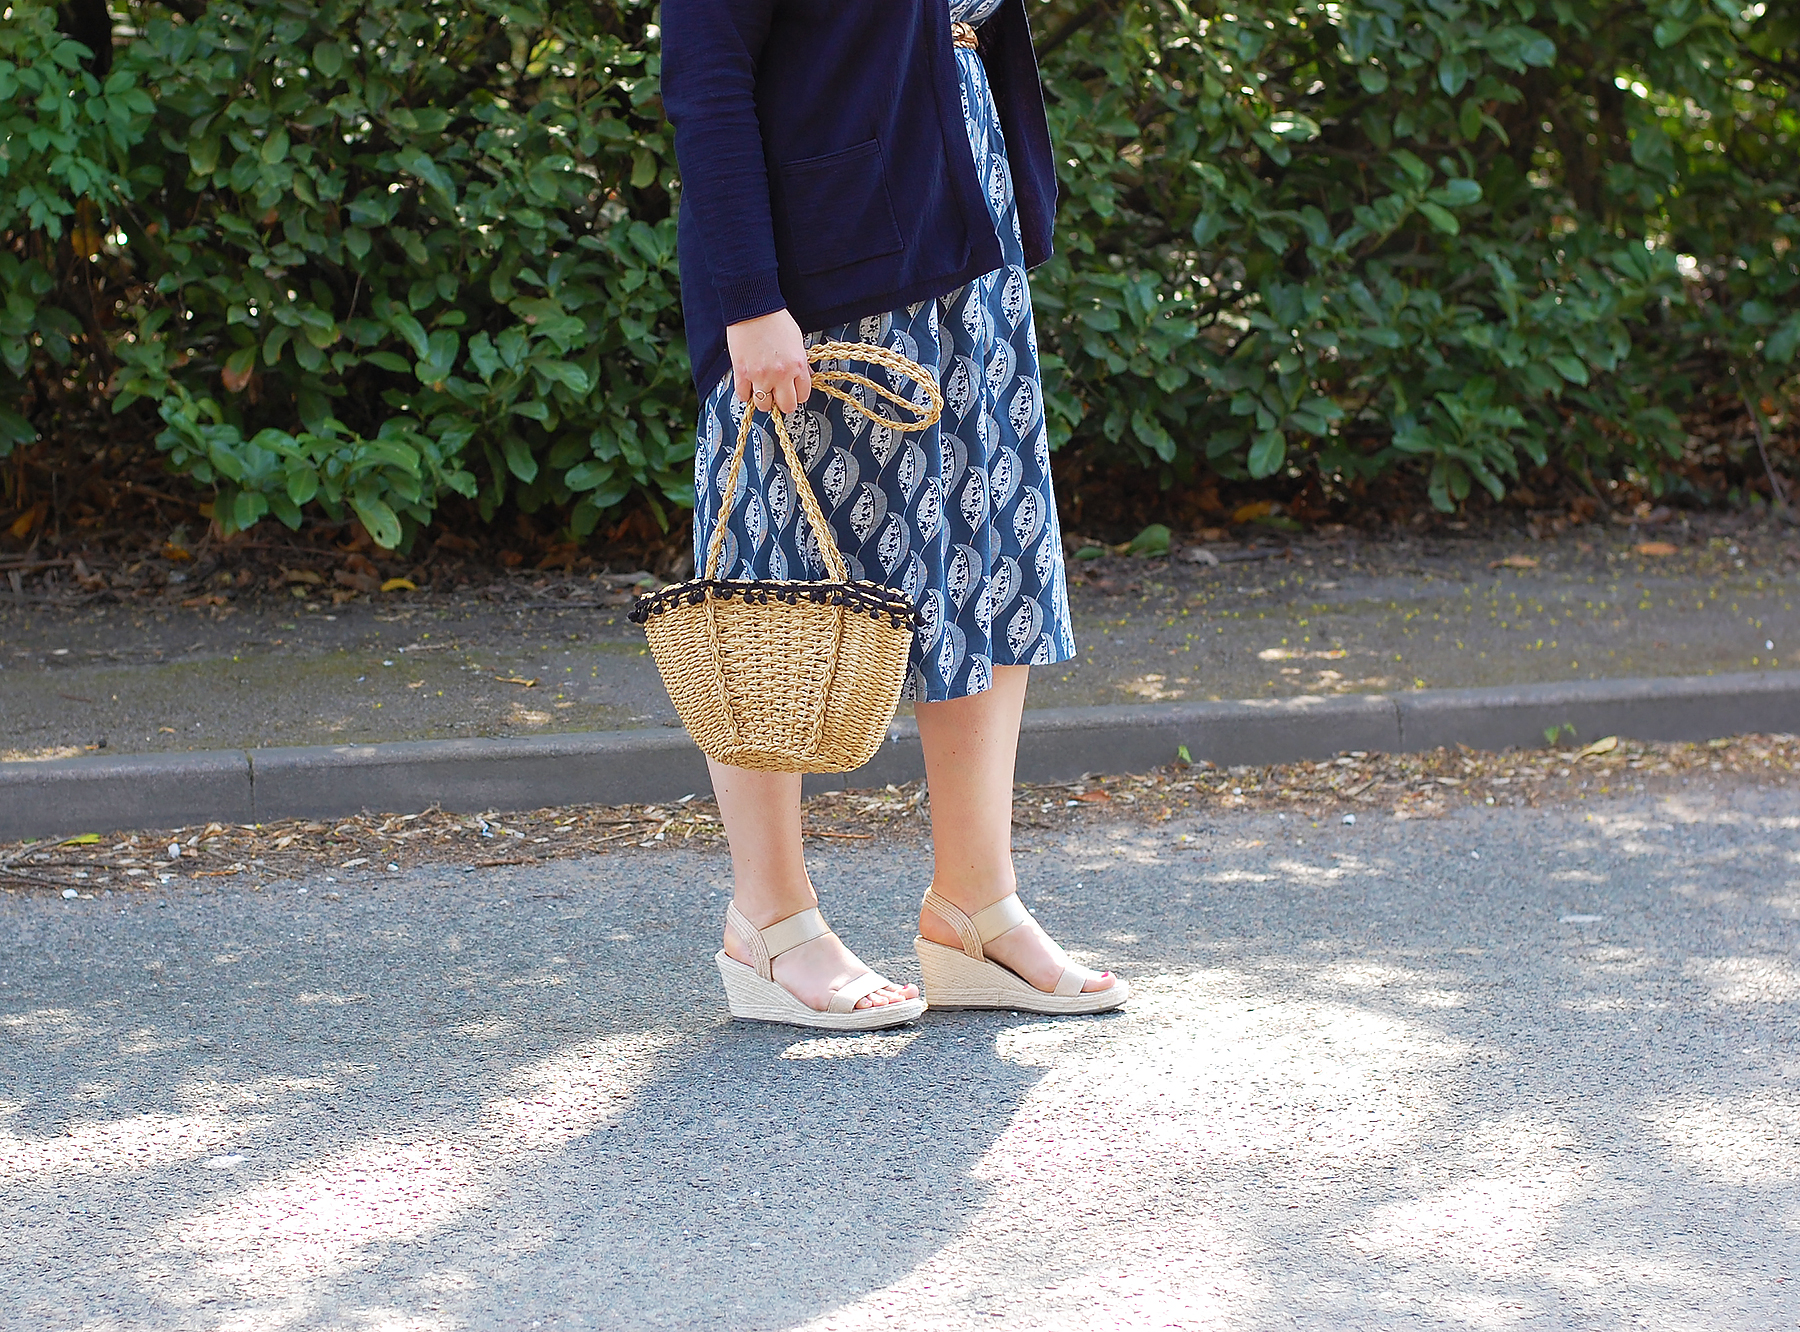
[704,341,945,583]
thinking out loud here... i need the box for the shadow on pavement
[3,793,1799,1329]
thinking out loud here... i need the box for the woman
[662,0,1127,1028]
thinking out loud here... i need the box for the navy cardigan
[661,0,1057,396]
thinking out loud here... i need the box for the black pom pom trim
[630,578,919,631]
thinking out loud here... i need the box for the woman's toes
[1084,970,1115,993]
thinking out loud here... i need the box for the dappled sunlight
[1267,857,1351,883]
[794,969,1470,1329]
[1355,1115,1583,1272]
[149,1031,675,1328]
[0,1107,247,1181]
[1647,1092,1800,1186]
[780,1033,921,1061]
[0,1005,90,1049]
[0,1074,336,1181]
[1684,955,1800,1004]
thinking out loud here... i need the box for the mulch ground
[6,733,1793,899]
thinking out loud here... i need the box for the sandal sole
[716,952,926,1030]
[914,938,1129,1014]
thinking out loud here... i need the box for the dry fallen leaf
[9,503,45,540]
[282,568,323,585]
[1231,500,1275,523]
[1635,541,1678,556]
[1577,735,1619,758]
[494,675,539,688]
[1492,554,1539,569]
[160,543,192,563]
[381,577,417,592]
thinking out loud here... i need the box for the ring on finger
[752,387,772,407]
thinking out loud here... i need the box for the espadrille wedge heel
[914,887,1128,1015]
[716,902,926,1030]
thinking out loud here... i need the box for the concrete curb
[4,669,1796,839]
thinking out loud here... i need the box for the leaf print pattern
[689,0,1074,703]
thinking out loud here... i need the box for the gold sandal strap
[827,970,890,1014]
[970,894,1030,945]
[759,907,829,961]
[726,903,829,980]
[951,20,979,50]
[921,887,984,959]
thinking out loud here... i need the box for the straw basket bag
[630,342,945,773]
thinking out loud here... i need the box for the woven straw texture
[634,342,943,772]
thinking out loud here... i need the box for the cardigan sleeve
[660,0,787,326]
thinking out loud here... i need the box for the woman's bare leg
[913,665,1117,994]
[708,758,917,1010]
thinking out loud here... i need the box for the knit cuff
[714,270,788,326]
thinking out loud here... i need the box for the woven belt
[951,20,979,50]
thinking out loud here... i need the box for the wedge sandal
[915,887,1129,1014]
[716,902,926,1030]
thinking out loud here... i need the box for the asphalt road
[3,782,1797,1330]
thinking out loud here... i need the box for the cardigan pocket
[777,139,905,277]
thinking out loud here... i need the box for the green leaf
[286,467,320,506]
[387,309,431,360]
[502,435,539,483]
[1127,523,1171,556]
[1389,150,1430,185]
[187,134,219,176]
[1515,29,1556,66]
[1131,409,1176,461]
[350,493,403,549]
[1653,17,1693,47]
[1437,53,1470,97]
[1458,98,1483,141]
[1547,354,1590,385]
[534,361,591,395]
[311,40,344,78]
[1418,201,1461,234]
[1428,178,1483,207]
[1247,429,1287,478]
[232,489,266,532]
[1765,314,1800,364]
[564,460,616,492]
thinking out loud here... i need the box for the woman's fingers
[725,308,812,414]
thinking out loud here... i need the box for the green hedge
[1033,0,1797,511]
[2,0,1795,547]
[3,0,685,546]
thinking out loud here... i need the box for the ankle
[924,874,1018,913]
[730,885,819,931]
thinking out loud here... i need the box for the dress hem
[909,646,1078,705]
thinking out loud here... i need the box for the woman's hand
[727,308,812,415]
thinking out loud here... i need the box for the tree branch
[1036,0,1115,62]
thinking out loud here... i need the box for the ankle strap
[726,903,829,981]
[922,887,1030,961]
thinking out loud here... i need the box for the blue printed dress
[691,0,1075,703]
